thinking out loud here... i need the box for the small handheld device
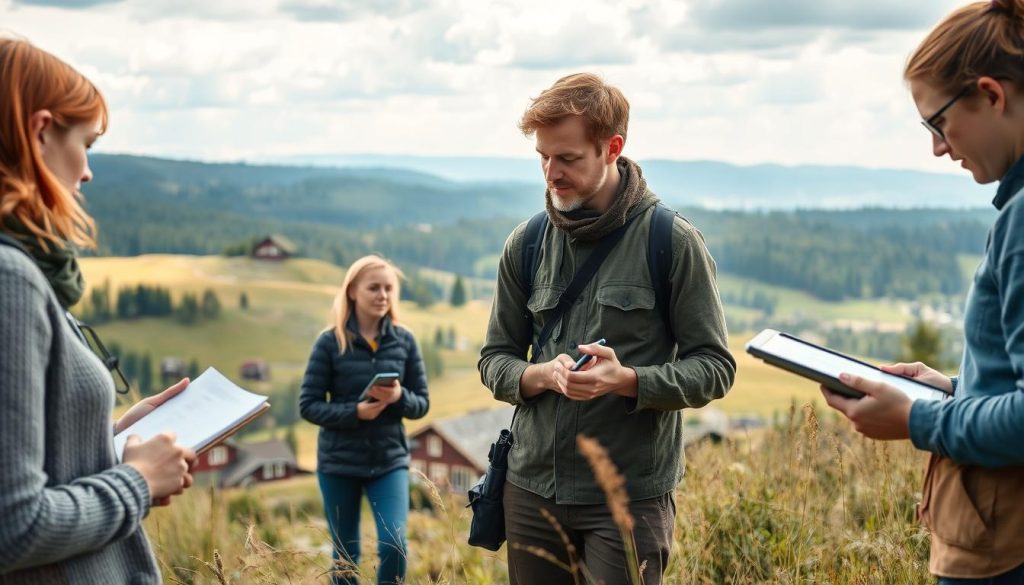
[571,338,607,372]
[358,372,400,402]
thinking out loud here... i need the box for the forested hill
[82,154,996,302]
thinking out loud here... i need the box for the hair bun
[991,0,1018,17]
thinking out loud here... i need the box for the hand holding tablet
[745,329,950,402]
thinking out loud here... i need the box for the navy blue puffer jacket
[299,315,429,478]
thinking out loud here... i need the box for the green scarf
[2,219,85,309]
[544,156,658,241]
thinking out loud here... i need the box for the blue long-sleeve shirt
[909,154,1024,466]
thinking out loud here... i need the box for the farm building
[193,438,309,489]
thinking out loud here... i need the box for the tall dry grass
[145,402,931,584]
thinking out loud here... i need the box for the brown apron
[918,454,1024,578]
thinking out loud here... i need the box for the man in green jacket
[477,72,736,585]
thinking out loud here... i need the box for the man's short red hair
[519,73,629,149]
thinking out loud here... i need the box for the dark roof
[219,439,302,487]
[255,234,298,254]
[412,406,515,471]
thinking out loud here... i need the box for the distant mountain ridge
[79,153,995,302]
[256,153,993,209]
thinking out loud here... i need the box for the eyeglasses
[921,85,975,142]
[67,314,132,395]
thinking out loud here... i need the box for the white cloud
[0,0,976,174]
[278,0,426,22]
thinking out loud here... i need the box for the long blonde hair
[0,37,107,251]
[331,255,405,353]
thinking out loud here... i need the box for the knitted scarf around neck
[544,156,657,241]
[2,218,85,309]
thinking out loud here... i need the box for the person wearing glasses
[822,1,1024,583]
[0,38,196,584]
[300,255,429,585]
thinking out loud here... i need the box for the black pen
[571,338,607,371]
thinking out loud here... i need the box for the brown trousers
[503,482,676,585]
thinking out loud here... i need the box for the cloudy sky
[0,0,969,173]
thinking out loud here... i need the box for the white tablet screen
[761,334,947,402]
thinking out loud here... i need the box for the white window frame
[208,446,228,466]
[427,435,443,458]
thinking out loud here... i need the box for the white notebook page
[113,367,268,459]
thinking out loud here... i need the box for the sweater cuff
[114,463,153,518]
[908,399,940,454]
[950,375,958,395]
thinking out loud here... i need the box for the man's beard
[550,174,605,212]
[551,193,585,212]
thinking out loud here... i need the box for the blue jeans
[318,468,409,585]
[939,563,1024,584]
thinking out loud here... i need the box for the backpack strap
[520,211,548,304]
[648,204,677,339]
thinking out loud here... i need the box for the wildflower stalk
[577,434,643,585]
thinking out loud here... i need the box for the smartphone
[571,338,607,371]
[357,372,400,402]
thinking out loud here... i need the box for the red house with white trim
[408,407,514,493]
[194,438,310,488]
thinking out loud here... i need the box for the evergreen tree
[447,325,457,350]
[89,280,112,323]
[285,424,299,458]
[116,286,137,319]
[450,275,467,307]
[139,353,154,396]
[404,271,436,308]
[177,293,199,324]
[122,352,139,387]
[239,291,249,310]
[899,320,947,369]
[420,340,444,380]
[200,289,221,319]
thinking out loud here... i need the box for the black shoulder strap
[648,204,676,334]
[521,211,548,299]
[530,213,638,363]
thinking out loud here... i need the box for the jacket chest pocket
[595,284,658,344]
[527,286,566,355]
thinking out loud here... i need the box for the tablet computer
[357,372,401,403]
[745,329,949,401]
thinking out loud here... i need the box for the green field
[82,254,907,468]
[717,273,911,325]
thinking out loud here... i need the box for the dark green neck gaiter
[2,219,85,309]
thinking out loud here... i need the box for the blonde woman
[299,255,429,585]
[0,38,196,584]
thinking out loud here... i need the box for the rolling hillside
[80,254,916,469]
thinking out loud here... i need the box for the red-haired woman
[300,255,429,585]
[823,2,1024,583]
[0,38,196,584]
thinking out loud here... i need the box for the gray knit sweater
[0,246,159,584]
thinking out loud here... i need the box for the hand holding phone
[358,372,400,402]
[571,338,607,371]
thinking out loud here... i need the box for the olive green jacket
[478,193,736,505]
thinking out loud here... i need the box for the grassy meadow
[78,254,937,583]
[143,407,932,584]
